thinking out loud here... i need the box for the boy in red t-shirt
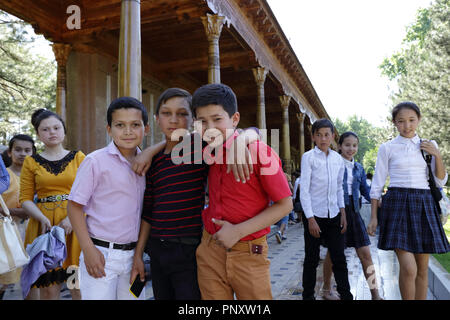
[192,83,293,300]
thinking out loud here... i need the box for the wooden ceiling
[0,0,330,131]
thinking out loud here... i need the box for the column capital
[279,95,291,109]
[201,14,225,41]
[52,43,71,66]
[252,66,268,86]
[296,112,304,123]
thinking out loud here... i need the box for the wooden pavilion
[0,0,333,174]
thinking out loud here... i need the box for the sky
[266,0,432,127]
[27,0,432,127]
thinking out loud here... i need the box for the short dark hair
[191,83,238,118]
[31,109,66,134]
[338,131,359,145]
[392,101,421,121]
[155,88,192,115]
[107,96,148,126]
[311,118,334,134]
[9,134,36,154]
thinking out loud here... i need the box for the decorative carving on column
[118,0,141,99]
[201,14,225,84]
[296,112,305,159]
[279,95,291,174]
[52,43,71,122]
[252,67,268,129]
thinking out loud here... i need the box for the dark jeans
[147,237,201,300]
[302,213,353,300]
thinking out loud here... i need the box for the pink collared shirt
[69,141,145,244]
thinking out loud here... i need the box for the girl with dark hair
[368,102,449,300]
[321,131,382,300]
[20,109,85,300]
[0,134,35,297]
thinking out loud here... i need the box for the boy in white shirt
[300,118,353,300]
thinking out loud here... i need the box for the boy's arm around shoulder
[132,140,166,176]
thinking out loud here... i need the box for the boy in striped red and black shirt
[130,88,257,300]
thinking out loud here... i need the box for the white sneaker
[275,231,282,243]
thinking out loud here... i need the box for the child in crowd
[368,102,449,300]
[0,154,9,193]
[131,88,205,300]
[0,135,35,299]
[20,109,85,300]
[299,118,353,300]
[321,131,382,300]
[68,97,149,300]
[192,83,292,300]
[130,88,260,300]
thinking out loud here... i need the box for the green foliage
[0,11,56,145]
[379,0,450,173]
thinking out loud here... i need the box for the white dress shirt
[344,158,354,195]
[370,135,448,200]
[300,147,345,219]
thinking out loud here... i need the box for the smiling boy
[192,83,292,300]
[68,97,149,300]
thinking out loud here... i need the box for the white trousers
[79,244,145,300]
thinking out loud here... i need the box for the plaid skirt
[345,197,370,249]
[378,187,450,254]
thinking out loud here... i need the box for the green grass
[432,219,450,273]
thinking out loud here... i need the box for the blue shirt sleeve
[0,157,10,194]
[359,165,371,202]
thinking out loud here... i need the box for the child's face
[37,116,65,147]
[312,127,334,152]
[156,97,192,139]
[107,108,149,153]
[339,136,358,161]
[394,108,420,138]
[195,104,240,148]
[8,140,33,167]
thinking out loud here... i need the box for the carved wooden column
[52,43,71,121]
[280,95,292,174]
[297,112,305,158]
[252,67,268,129]
[118,0,141,99]
[201,14,225,84]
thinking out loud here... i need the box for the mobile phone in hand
[129,276,146,299]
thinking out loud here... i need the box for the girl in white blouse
[367,102,449,300]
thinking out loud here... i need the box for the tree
[379,0,450,171]
[0,11,56,145]
[334,115,396,175]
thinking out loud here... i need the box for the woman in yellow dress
[0,134,35,299]
[20,109,85,300]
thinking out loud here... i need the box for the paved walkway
[2,204,439,300]
[268,204,435,300]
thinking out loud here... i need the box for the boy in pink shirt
[68,97,150,300]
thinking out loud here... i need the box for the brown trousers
[196,230,272,300]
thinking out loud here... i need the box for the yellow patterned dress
[20,151,85,287]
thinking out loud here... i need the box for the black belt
[91,238,137,251]
[157,237,201,246]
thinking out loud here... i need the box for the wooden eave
[0,0,329,125]
[238,0,330,121]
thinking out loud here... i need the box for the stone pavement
[2,204,441,300]
[268,204,436,300]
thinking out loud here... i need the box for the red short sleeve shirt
[203,132,292,241]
